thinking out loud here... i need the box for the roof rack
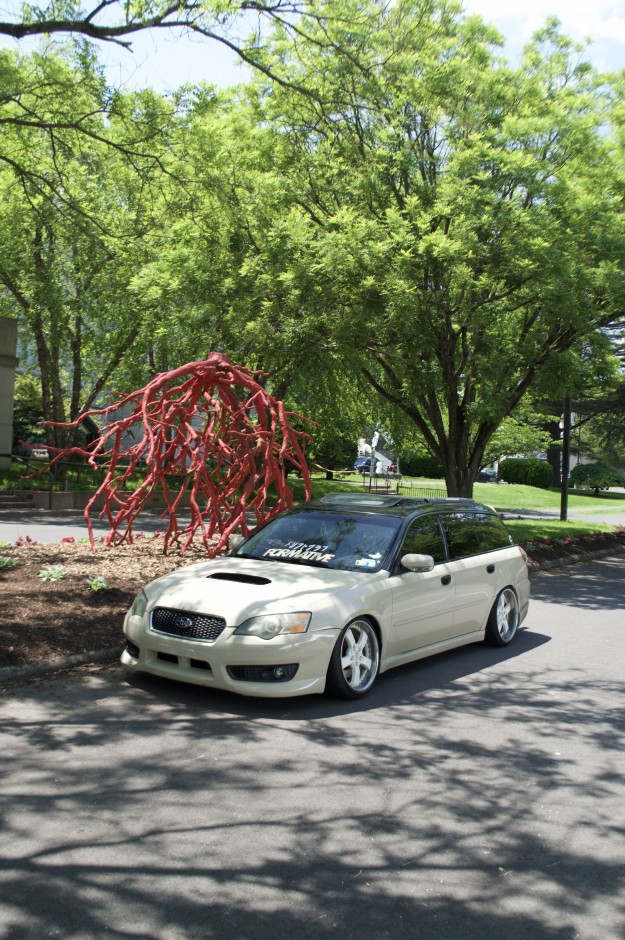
[316,493,478,509]
[318,493,431,508]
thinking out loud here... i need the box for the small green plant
[0,540,10,548]
[87,575,109,592]
[0,556,20,569]
[38,564,68,582]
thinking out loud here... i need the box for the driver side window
[400,516,447,564]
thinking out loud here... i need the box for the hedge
[398,452,445,478]
[499,458,552,488]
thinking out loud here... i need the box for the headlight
[129,589,148,618]
[234,612,311,640]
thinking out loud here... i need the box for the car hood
[142,555,382,625]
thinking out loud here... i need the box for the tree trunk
[443,464,474,498]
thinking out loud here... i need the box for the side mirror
[400,553,435,573]
[228,533,246,552]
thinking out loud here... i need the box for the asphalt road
[0,510,170,544]
[1,555,624,939]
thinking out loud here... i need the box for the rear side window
[400,515,447,564]
[439,511,513,560]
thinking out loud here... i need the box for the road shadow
[2,556,624,938]
[124,626,550,721]
[530,555,625,610]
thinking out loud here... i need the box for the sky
[1,0,624,90]
[99,0,625,91]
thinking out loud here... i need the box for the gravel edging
[0,645,121,683]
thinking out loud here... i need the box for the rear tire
[325,618,380,699]
[485,587,519,646]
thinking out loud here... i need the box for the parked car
[477,467,499,483]
[14,441,49,461]
[122,493,530,699]
[354,456,372,473]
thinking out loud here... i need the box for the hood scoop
[207,572,271,586]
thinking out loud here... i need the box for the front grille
[151,607,227,642]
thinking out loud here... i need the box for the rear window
[235,509,403,572]
[439,511,513,560]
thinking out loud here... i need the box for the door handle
[441,574,452,586]
[486,564,495,574]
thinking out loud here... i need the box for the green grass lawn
[501,518,616,542]
[472,482,625,513]
[290,474,624,543]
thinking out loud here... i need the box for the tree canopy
[219,0,625,494]
[2,0,624,494]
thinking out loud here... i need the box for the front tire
[325,618,380,699]
[485,587,519,646]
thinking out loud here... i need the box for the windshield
[235,509,402,572]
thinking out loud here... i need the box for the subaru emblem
[175,615,194,632]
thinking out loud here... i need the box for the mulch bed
[522,532,625,570]
[0,537,213,670]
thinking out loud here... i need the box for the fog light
[125,640,140,658]
[274,666,285,679]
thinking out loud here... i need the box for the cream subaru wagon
[121,493,530,699]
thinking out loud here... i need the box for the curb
[0,645,121,684]
[528,543,625,574]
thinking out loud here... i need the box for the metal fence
[356,473,447,499]
[397,481,447,499]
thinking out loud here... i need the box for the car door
[438,511,507,638]
[387,515,456,656]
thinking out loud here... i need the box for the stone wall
[0,318,18,470]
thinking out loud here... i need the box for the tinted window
[236,509,402,572]
[439,511,513,560]
[400,516,447,564]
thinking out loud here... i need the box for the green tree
[11,374,44,448]
[0,49,180,448]
[571,379,625,473]
[227,0,625,496]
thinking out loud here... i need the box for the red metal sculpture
[49,354,312,554]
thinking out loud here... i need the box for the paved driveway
[0,510,168,544]
[1,556,624,938]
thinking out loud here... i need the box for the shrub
[0,556,20,570]
[499,458,552,488]
[570,461,623,494]
[398,452,445,478]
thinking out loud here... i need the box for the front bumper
[121,613,337,698]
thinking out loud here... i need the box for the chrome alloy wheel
[495,587,519,642]
[339,619,380,694]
